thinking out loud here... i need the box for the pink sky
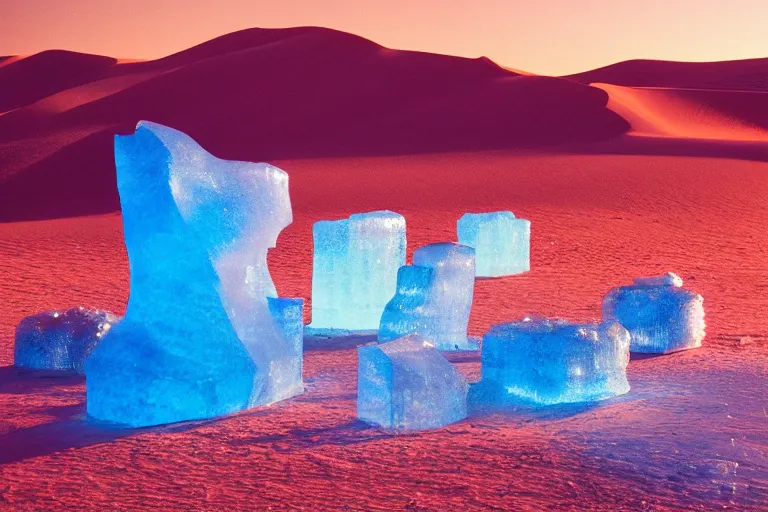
[1,0,766,75]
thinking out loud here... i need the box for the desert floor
[1,151,766,511]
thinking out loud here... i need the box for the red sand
[1,28,768,511]
[2,152,767,510]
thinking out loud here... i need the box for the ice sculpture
[85,121,303,427]
[602,272,705,353]
[14,307,119,374]
[477,318,630,405]
[308,211,406,333]
[357,335,468,430]
[457,211,530,277]
[378,243,477,351]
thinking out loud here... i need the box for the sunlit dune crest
[594,83,768,141]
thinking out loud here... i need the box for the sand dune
[0,51,118,114]
[0,27,627,222]
[593,83,768,140]
[567,57,768,91]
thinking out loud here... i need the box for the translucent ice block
[85,121,303,427]
[479,318,631,405]
[378,243,476,350]
[602,273,705,354]
[357,335,468,430]
[309,211,406,332]
[14,307,119,374]
[457,211,530,277]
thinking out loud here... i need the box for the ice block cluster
[14,307,119,374]
[378,243,477,351]
[457,211,530,277]
[309,211,406,332]
[85,121,303,427]
[357,335,468,430]
[479,317,631,405]
[602,272,705,354]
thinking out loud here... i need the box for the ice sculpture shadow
[0,365,83,395]
[85,121,303,428]
[226,419,422,452]
[467,381,635,422]
[0,402,134,465]
[303,333,378,352]
[0,366,257,464]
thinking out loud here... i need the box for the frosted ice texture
[602,273,705,354]
[309,211,406,332]
[14,307,119,374]
[457,211,530,277]
[85,121,303,427]
[480,318,631,405]
[378,243,476,351]
[357,335,468,430]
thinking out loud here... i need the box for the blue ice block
[357,335,468,430]
[84,121,303,427]
[378,242,476,351]
[602,273,705,354]
[308,211,406,333]
[14,307,119,375]
[479,318,630,405]
[457,211,530,277]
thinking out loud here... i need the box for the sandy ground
[1,151,766,511]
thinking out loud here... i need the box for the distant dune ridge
[0,26,767,222]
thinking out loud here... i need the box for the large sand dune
[0,27,628,222]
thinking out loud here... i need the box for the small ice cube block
[480,318,630,405]
[602,273,705,354]
[378,243,476,350]
[14,307,119,374]
[357,335,468,430]
[309,211,406,332]
[457,211,530,277]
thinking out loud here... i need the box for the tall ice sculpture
[308,211,406,333]
[85,121,303,427]
[378,243,477,351]
[457,211,530,277]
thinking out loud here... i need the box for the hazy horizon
[2,0,767,75]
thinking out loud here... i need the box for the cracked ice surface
[378,243,476,351]
[602,272,705,354]
[477,318,631,405]
[457,211,530,277]
[14,307,119,375]
[309,211,406,332]
[85,121,303,427]
[357,335,468,430]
